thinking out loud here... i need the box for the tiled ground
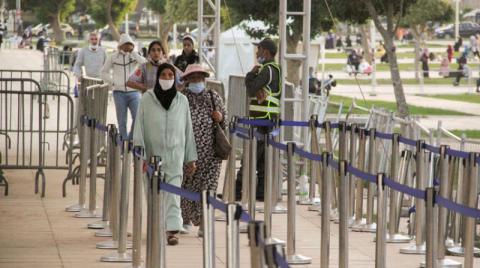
[1,168,477,268]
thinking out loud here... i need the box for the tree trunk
[158,13,173,55]
[359,24,373,64]
[106,0,121,41]
[384,36,409,118]
[51,11,64,43]
[286,35,302,85]
[364,0,409,118]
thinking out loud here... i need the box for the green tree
[329,0,418,118]
[147,0,197,54]
[6,0,75,43]
[227,0,332,84]
[401,0,453,80]
[90,0,137,41]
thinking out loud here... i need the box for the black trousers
[235,139,266,200]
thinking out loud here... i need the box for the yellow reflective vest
[248,62,282,119]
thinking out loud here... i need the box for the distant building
[460,0,480,10]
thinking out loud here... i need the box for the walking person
[420,48,430,78]
[126,40,167,92]
[133,63,197,245]
[235,38,282,201]
[453,51,468,86]
[447,44,454,63]
[101,33,146,140]
[73,32,107,79]
[179,64,227,235]
[174,35,199,72]
[471,35,479,59]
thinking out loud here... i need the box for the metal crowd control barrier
[0,78,75,197]
[0,69,72,94]
[65,113,480,267]
[65,83,108,212]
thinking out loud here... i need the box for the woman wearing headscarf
[174,35,199,72]
[133,63,197,245]
[127,41,166,92]
[420,48,429,78]
[179,64,227,236]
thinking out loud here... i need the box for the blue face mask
[257,57,265,64]
[188,82,205,93]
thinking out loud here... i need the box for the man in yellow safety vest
[236,38,282,201]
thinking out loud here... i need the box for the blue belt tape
[207,196,228,214]
[268,139,288,152]
[399,136,417,147]
[424,144,441,154]
[237,118,275,127]
[383,177,426,200]
[159,182,202,202]
[436,196,480,219]
[445,148,469,159]
[375,131,393,140]
[280,120,310,127]
[346,164,376,183]
[294,147,323,161]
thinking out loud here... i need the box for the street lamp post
[455,0,460,41]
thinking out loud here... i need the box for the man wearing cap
[101,33,147,140]
[235,38,282,201]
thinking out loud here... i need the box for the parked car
[435,22,480,38]
[32,23,75,38]
[100,21,139,41]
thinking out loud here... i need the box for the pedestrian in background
[73,32,107,79]
[127,40,167,92]
[174,35,199,72]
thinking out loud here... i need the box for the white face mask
[89,44,98,51]
[158,79,174,90]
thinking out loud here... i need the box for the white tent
[218,21,268,94]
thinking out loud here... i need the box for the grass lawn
[327,95,472,116]
[416,93,480,104]
[450,130,480,139]
[336,77,471,86]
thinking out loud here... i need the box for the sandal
[167,231,179,245]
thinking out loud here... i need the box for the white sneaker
[180,224,192,234]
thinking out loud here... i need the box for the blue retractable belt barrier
[398,136,417,147]
[383,177,426,200]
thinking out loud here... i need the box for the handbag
[209,90,232,160]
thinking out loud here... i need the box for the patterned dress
[181,88,227,226]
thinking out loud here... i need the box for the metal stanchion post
[351,128,377,233]
[394,151,413,233]
[240,136,250,234]
[74,116,91,217]
[85,118,101,219]
[375,173,386,268]
[149,156,165,268]
[338,160,349,268]
[226,203,240,268]
[265,243,286,268]
[248,127,258,220]
[101,140,132,262]
[248,221,266,268]
[386,134,410,243]
[92,124,115,232]
[286,142,311,264]
[348,124,358,224]
[202,190,216,268]
[400,140,426,254]
[131,147,144,268]
[429,146,461,267]
[300,115,319,206]
[450,158,464,250]
[353,128,366,226]
[228,122,237,203]
[321,152,331,268]
[66,115,89,212]
[272,134,287,214]
[463,153,478,268]
[424,187,439,268]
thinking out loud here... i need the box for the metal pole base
[215,215,226,222]
[265,237,286,246]
[96,240,133,249]
[88,220,108,229]
[446,246,480,257]
[351,223,377,233]
[100,251,132,262]
[287,254,312,265]
[65,203,83,212]
[385,233,412,243]
[419,258,462,268]
[74,209,102,218]
[95,226,112,237]
[308,204,321,212]
[298,197,320,206]
[272,204,288,214]
[128,263,144,268]
[240,222,249,233]
[400,243,426,254]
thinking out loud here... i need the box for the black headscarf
[154,63,177,110]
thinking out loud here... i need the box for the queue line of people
[73,33,281,246]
